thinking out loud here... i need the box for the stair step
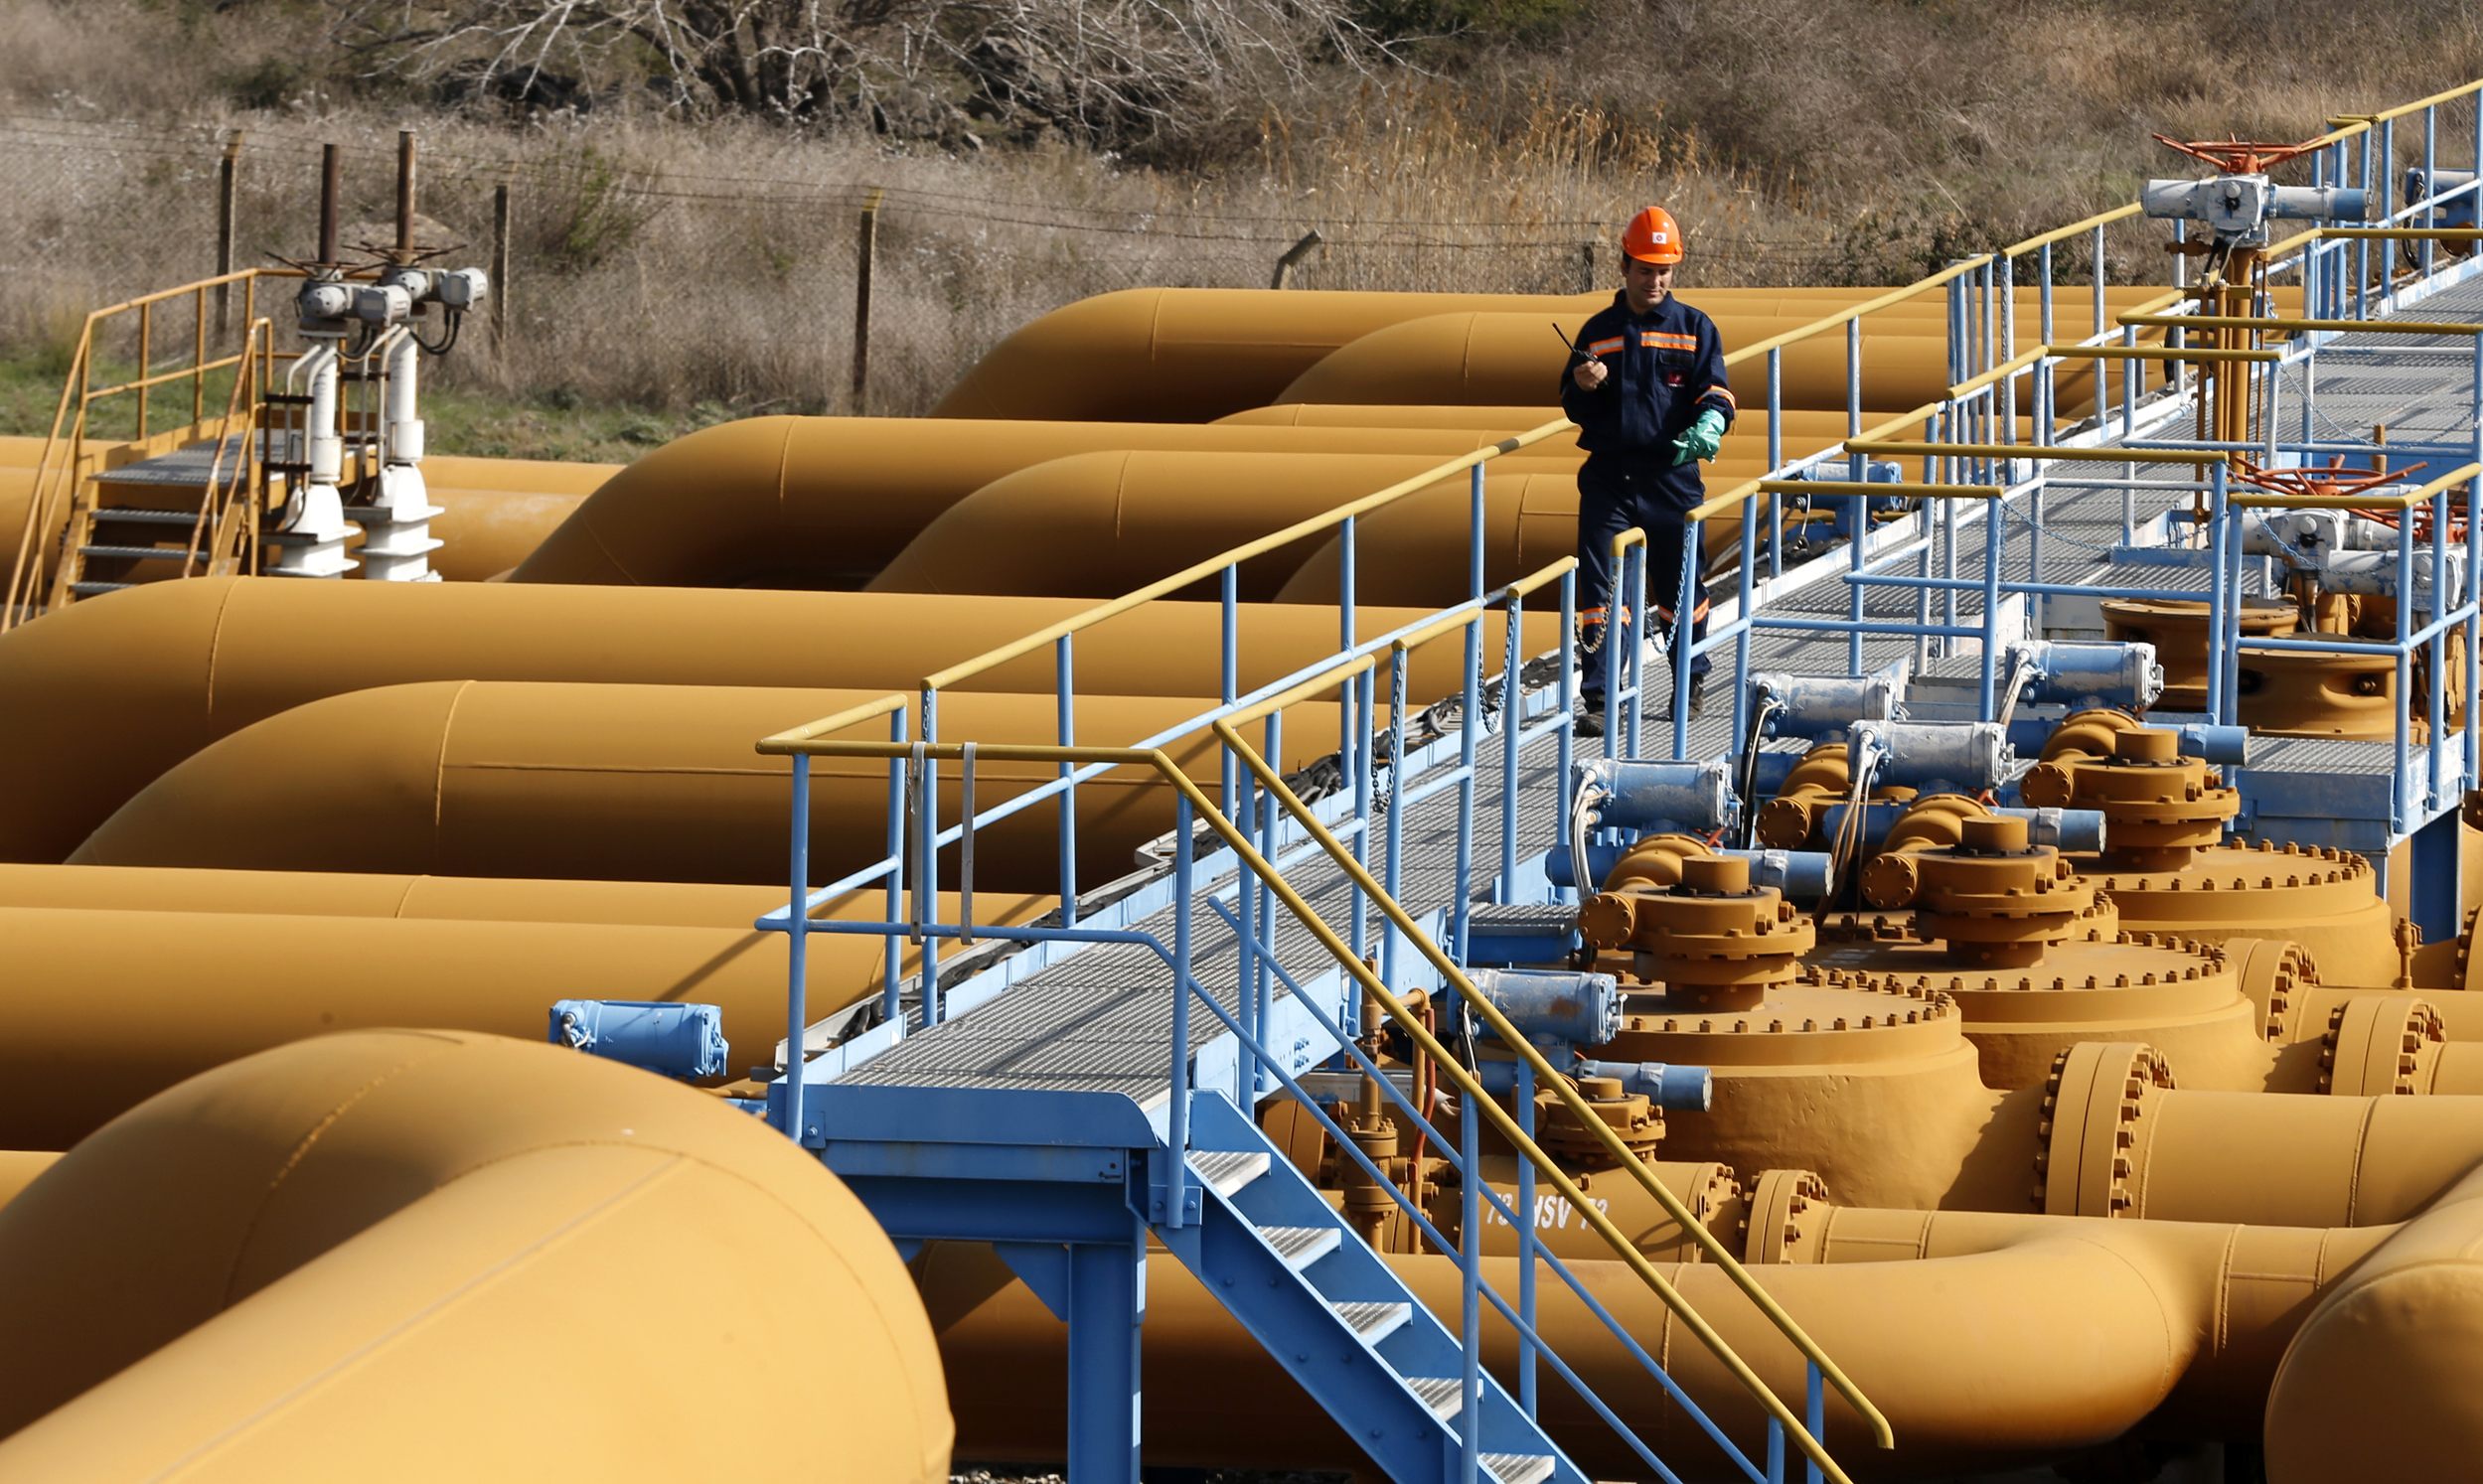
[1330,1300,1412,1345]
[1189,1149,1270,1198]
[1406,1375,1467,1418]
[78,544,202,562]
[69,581,133,596]
[90,509,206,526]
[1256,1224,1340,1271]
[1483,1453,1555,1484]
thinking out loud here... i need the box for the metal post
[1672,520,1698,760]
[1767,350,1785,579]
[2424,106,2439,281]
[2206,467,2229,722]
[1515,1057,1539,1417]
[2431,479,2449,808]
[1806,1362,1827,1484]
[1979,497,2003,718]
[491,179,511,344]
[1847,316,1866,675]
[1557,570,1577,902]
[1455,610,1481,961]
[2398,515,2414,831]
[1270,229,1323,290]
[1222,563,1241,819]
[852,187,883,415]
[783,753,812,1145]
[214,130,242,335]
[1341,515,1361,950]
[2469,335,2482,794]
[1578,239,1598,294]
[1255,710,1283,1099]
[1498,599,1522,903]
[1167,795,1195,1208]
[882,710,906,1021]
[1056,636,1079,930]
[1629,541,1649,759]
[2381,118,2398,311]
[1065,1227,1145,1484]
[1458,1041,1483,1484]
[1384,654,1410,989]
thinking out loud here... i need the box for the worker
[1561,206,1735,737]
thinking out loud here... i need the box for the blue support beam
[2412,805,2464,945]
[1068,1222,1147,1484]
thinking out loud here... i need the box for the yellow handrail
[1210,720,1894,1471]
[1725,256,1992,363]
[2000,202,2147,260]
[764,725,1889,1478]
[1846,439,2224,466]
[2122,312,2483,336]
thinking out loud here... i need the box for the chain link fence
[0,111,1938,421]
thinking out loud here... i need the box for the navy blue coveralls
[1559,290,1737,696]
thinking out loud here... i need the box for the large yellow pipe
[927,286,2174,423]
[67,679,1342,888]
[917,1198,2361,1478]
[508,415,1590,589]
[2263,1163,2483,1481]
[0,904,919,1148]
[867,451,1587,601]
[1281,310,2168,417]
[0,576,1474,865]
[0,1030,952,1480]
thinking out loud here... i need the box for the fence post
[214,130,243,335]
[853,186,885,414]
[490,177,512,344]
[1270,229,1323,290]
[1578,239,1598,293]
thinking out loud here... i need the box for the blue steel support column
[1455,612,1481,962]
[1498,600,1522,903]
[1515,1058,1539,1418]
[1254,710,1285,1100]
[1629,539,1649,759]
[2206,467,2230,723]
[1557,570,1577,903]
[2469,337,2482,794]
[1057,636,1079,931]
[2396,519,2414,834]
[1384,654,1410,988]
[782,752,812,1144]
[1066,1224,1145,1484]
[1979,495,2003,718]
[1806,1363,1827,1484]
[1672,519,1699,760]
[1166,795,1195,1222]
[1767,350,1785,579]
[1235,752,1260,1072]
[916,689,944,1025]
[1459,1043,1483,1484]
[2432,481,2450,811]
[1847,316,1865,675]
[881,709,907,1020]
[1734,477,1759,748]
[1221,564,1240,823]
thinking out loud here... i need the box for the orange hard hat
[1622,207,1685,265]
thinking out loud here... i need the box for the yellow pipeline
[0,901,960,1148]
[869,451,1596,602]
[0,1030,951,1480]
[928,286,1954,423]
[68,679,1343,889]
[0,577,1484,865]
[508,414,1592,589]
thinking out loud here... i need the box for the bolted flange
[1908,816,2099,966]
[1586,853,1816,1012]
[1535,1074,1664,1165]
[1744,1167,1832,1264]
[2056,728,2242,873]
[2319,995,2447,1097]
[2036,1041,2175,1217]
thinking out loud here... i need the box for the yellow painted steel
[507,414,1592,588]
[0,577,1498,865]
[0,902,976,1148]
[1847,439,2225,465]
[0,1030,952,1481]
[69,680,1344,889]
[0,1151,56,1211]
[2049,344,2280,362]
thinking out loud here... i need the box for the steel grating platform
[837,278,2483,1099]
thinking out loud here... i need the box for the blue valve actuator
[1468,968,1622,1049]
[549,999,729,1081]
[1475,1055,1712,1112]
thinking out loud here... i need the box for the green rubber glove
[1671,407,1727,466]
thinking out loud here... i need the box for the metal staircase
[1165,1094,1580,1484]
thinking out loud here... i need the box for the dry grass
[1,0,2479,433]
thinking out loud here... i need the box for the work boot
[1661,675,1708,722]
[1573,700,1608,740]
